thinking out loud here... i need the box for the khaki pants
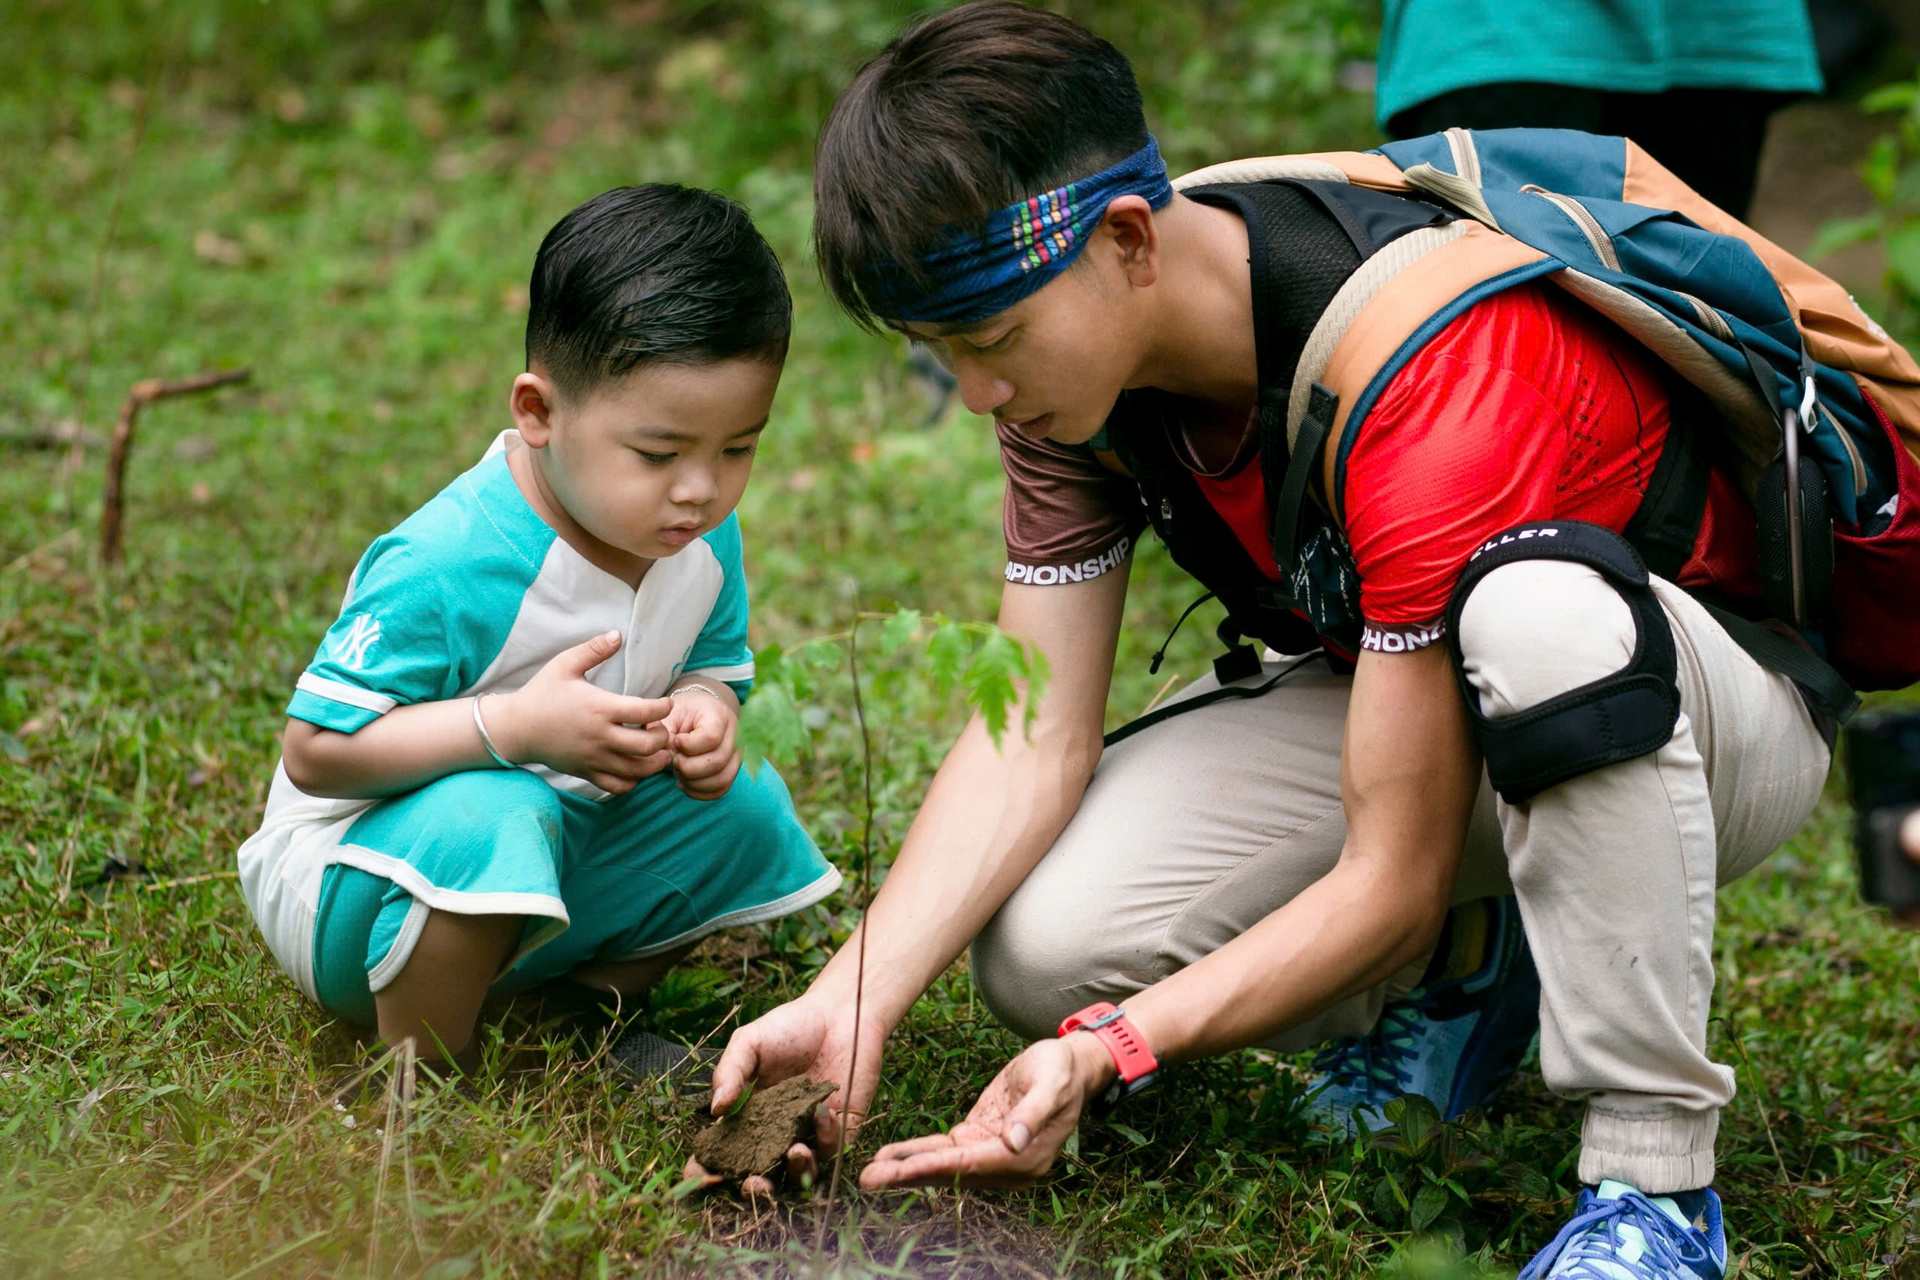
[972,560,1830,1191]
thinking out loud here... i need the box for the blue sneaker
[1301,895,1539,1137]
[1520,1181,1726,1279]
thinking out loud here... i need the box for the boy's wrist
[670,681,739,732]
[485,689,532,765]
[669,679,735,711]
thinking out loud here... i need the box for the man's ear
[1097,195,1160,290]
[509,372,558,447]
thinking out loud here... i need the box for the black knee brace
[1444,521,1681,804]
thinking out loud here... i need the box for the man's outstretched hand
[858,1033,1115,1191]
[681,991,888,1199]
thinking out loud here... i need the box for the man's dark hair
[813,1,1148,330]
[526,184,791,399]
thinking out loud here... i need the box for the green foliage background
[2,3,1917,1278]
[1812,62,1920,346]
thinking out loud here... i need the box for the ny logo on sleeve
[335,614,382,671]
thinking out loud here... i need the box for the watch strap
[1059,1001,1160,1116]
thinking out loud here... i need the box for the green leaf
[924,621,971,693]
[736,681,808,773]
[1862,135,1899,203]
[1804,213,1882,262]
[963,630,1022,743]
[1372,1174,1404,1221]
[799,637,843,672]
[1367,1130,1412,1156]
[1409,1182,1449,1231]
[875,608,921,657]
[1107,1122,1149,1147]
[1388,1093,1441,1154]
[1861,81,1918,115]
[1887,223,1920,296]
[752,641,789,682]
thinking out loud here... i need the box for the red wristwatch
[1059,1001,1161,1117]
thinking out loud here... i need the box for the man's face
[529,358,779,564]
[895,256,1150,448]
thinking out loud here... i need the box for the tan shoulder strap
[1285,222,1473,453]
[1172,147,1539,511]
[1172,150,1414,194]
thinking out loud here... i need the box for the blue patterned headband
[866,137,1174,326]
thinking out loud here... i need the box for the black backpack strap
[1271,383,1339,571]
[1698,602,1859,728]
[1103,650,1326,749]
[1622,382,1714,581]
[1186,180,1372,576]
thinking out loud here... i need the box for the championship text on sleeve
[1003,535,1134,585]
[1358,620,1446,654]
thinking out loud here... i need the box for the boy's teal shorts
[307,764,838,1025]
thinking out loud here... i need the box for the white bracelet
[472,694,515,768]
[669,683,726,704]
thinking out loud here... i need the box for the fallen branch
[100,367,250,565]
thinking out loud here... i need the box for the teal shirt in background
[1375,0,1823,128]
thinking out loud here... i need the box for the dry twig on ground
[100,367,250,564]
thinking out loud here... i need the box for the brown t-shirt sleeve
[997,418,1147,586]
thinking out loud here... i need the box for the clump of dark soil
[692,1076,837,1180]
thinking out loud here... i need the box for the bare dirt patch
[684,1197,1092,1279]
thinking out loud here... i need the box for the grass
[3,4,1918,1277]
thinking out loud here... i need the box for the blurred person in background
[1374,0,1824,217]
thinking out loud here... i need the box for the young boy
[238,184,840,1076]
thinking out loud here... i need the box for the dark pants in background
[1387,83,1786,219]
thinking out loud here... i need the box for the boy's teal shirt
[1375,0,1822,128]
[285,431,755,801]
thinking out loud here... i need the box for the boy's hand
[661,683,740,800]
[494,631,674,794]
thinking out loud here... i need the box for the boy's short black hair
[813,1,1148,330]
[526,184,791,399]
